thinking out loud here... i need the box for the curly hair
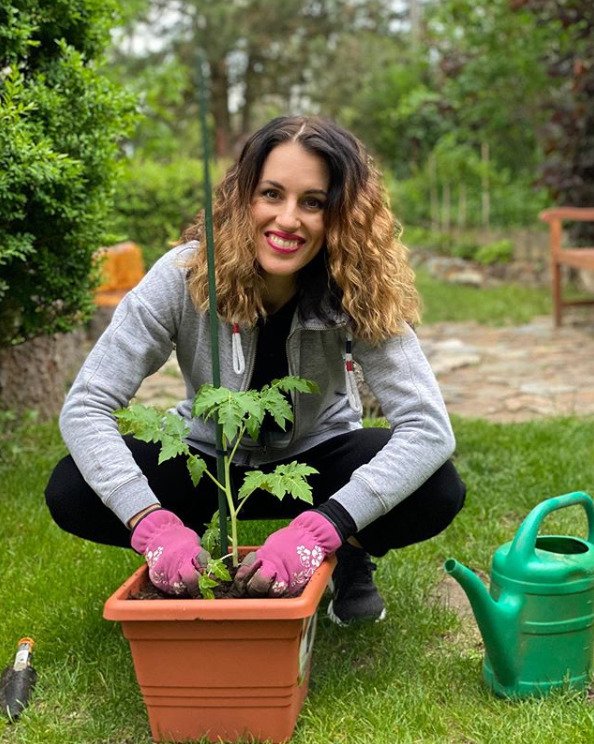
[181,116,420,344]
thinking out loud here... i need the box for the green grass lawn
[1,414,593,743]
[416,266,553,326]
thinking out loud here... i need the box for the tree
[0,0,136,347]
[333,42,452,176]
[425,0,552,178]
[513,1,594,241]
[110,0,402,158]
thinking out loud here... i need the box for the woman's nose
[276,200,300,230]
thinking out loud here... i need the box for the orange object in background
[94,241,145,307]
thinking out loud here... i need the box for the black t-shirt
[249,295,299,435]
[247,294,357,540]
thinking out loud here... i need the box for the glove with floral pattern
[233,511,342,597]
[131,509,209,595]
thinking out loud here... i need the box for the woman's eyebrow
[260,179,327,196]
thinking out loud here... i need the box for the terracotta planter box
[103,550,335,743]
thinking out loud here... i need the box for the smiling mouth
[265,232,305,252]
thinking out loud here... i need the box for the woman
[46,116,465,624]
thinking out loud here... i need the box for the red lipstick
[264,231,305,254]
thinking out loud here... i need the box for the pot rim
[103,547,336,622]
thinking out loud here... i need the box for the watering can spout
[444,558,520,688]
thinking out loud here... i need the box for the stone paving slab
[417,315,594,422]
[134,315,594,423]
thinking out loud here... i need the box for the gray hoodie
[60,243,455,530]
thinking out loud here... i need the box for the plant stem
[228,497,239,567]
[222,433,240,566]
[202,468,225,492]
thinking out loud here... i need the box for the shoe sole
[326,600,387,627]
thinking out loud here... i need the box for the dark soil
[130,569,245,601]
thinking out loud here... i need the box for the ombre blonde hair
[181,116,420,345]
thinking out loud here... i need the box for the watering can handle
[509,491,594,563]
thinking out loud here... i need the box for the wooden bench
[94,241,145,307]
[539,207,594,327]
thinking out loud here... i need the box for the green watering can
[445,491,594,698]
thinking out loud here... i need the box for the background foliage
[2,1,593,344]
[106,157,224,267]
[0,0,135,346]
[108,0,592,257]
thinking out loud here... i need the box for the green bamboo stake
[197,53,228,555]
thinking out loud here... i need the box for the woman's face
[251,142,329,296]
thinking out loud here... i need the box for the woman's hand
[131,509,209,595]
[233,511,341,597]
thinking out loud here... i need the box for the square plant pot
[103,549,335,743]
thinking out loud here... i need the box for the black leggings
[45,428,466,556]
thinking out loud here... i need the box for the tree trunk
[429,153,439,231]
[210,58,232,158]
[240,52,257,144]
[458,183,467,229]
[0,331,87,421]
[442,181,451,232]
[481,141,490,231]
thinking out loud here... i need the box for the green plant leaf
[114,404,164,443]
[187,455,207,487]
[236,391,265,441]
[193,386,259,443]
[238,470,270,500]
[191,384,229,420]
[197,573,219,600]
[269,462,319,503]
[273,376,320,395]
[162,411,191,439]
[245,416,262,442]
[115,405,190,463]
[238,462,318,503]
[197,557,232,599]
[236,390,265,420]
[158,434,189,463]
[261,386,293,430]
[207,558,232,582]
[215,397,244,443]
[201,512,221,556]
[200,511,234,558]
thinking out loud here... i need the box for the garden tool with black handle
[0,637,37,720]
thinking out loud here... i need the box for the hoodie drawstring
[231,323,362,415]
[344,332,363,415]
[231,323,245,375]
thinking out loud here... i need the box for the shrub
[107,157,225,268]
[475,239,515,265]
[451,241,480,261]
[0,0,136,346]
[401,225,455,255]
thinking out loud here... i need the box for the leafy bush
[401,225,456,255]
[451,241,480,261]
[386,150,549,230]
[475,239,514,265]
[0,0,136,346]
[107,157,225,268]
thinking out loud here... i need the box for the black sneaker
[327,543,387,626]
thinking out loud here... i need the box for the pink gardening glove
[131,509,209,595]
[233,511,342,598]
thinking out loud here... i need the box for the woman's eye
[262,188,280,200]
[303,197,325,210]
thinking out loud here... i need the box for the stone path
[417,315,594,422]
[135,315,594,423]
